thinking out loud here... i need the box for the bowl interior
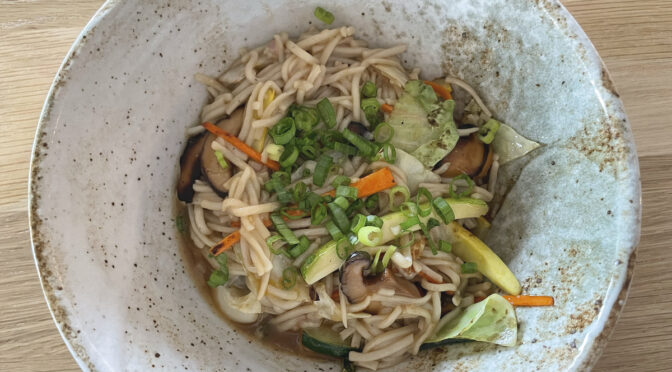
[30,0,639,371]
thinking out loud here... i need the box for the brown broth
[174,202,333,362]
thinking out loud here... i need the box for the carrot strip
[424,80,452,100]
[210,230,241,256]
[324,167,397,198]
[474,295,555,307]
[202,122,280,171]
[381,103,394,113]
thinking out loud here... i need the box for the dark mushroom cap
[176,133,206,202]
[436,133,486,178]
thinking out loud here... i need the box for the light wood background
[1,1,670,371]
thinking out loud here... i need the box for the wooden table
[1,1,670,370]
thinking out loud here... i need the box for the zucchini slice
[301,326,359,358]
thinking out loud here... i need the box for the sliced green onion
[350,214,366,234]
[335,238,351,259]
[478,118,500,144]
[400,202,419,217]
[264,178,283,193]
[364,194,379,211]
[381,245,397,270]
[302,168,312,178]
[343,129,377,157]
[358,226,382,247]
[314,6,334,24]
[381,143,396,163]
[416,187,433,217]
[373,122,394,143]
[336,185,358,200]
[175,215,186,233]
[332,196,349,210]
[320,130,343,149]
[214,252,228,268]
[305,192,322,209]
[292,106,319,132]
[279,144,299,168]
[311,203,327,225]
[371,247,383,274]
[276,190,294,204]
[270,117,295,145]
[461,262,478,274]
[331,175,351,189]
[366,215,383,228]
[272,170,291,185]
[361,81,377,98]
[300,145,319,160]
[313,154,333,187]
[360,97,381,115]
[281,207,307,220]
[265,143,284,162]
[282,267,299,289]
[388,185,410,211]
[288,236,310,258]
[345,198,363,217]
[334,142,358,156]
[292,182,307,200]
[419,221,438,255]
[207,269,229,288]
[432,197,455,224]
[214,151,229,169]
[449,174,475,198]
[266,234,284,250]
[440,240,452,253]
[400,215,420,231]
[328,202,350,233]
[426,217,440,230]
[270,213,299,245]
[326,220,344,240]
[347,232,359,246]
[317,98,337,129]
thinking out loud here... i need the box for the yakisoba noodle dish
[176,8,552,371]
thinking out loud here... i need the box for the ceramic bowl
[29,0,641,370]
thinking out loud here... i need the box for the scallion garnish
[207,268,229,288]
[477,118,500,144]
[350,214,366,234]
[387,185,410,211]
[302,168,311,178]
[313,154,333,187]
[279,144,299,168]
[288,236,310,258]
[292,106,319,132]
[214,150,229,169]
[373,122,394,143]
[336,185,358,200]
[360,97,381,116]
[432,197,455,224]
[381,143,396,163]
[270,117,296,145]
[334,142,358,156]
[175,215,186,233]
[300,144,318,160]
[358,225,382,247]
[314,6,335,25]
[332,196,350,210]
[335,237,351,259]
[327,202,350,233]
[440,240,452,253]
[343,129,377,157]
[400,201,419,217]
[364,194,379,211]
[325,220,344,240]
[311,203,327,225]
[426,217,440,230]
[400,215,420,231]
[416,187,433,217]
[365,215,383,228]
[281,267,299,289]
[361,81,377,98]
[270,212,299,245]
[276,189,294,204]
[461,262,478,274]
[449,174,475,198]
[280,207,307,220]
[380,245,397,270]
[317,97,337,129]
[331,175,351,189]
[292,181,307,201]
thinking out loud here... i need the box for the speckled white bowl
[29,0,640,371]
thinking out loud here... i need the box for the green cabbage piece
[491,123,541,164]
[388,81,459,168]
[428,294,518,346]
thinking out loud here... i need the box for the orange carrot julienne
[210,230,241,256]
[324,167,397,198]
[381,103,394,113]
[424,80,452,100]
[474,295,555,307]
[202,122,280,171]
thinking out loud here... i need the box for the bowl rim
[28,0,642,370]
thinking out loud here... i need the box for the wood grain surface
[1,1,670,371]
